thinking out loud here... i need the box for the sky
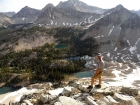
[0,0,140,13]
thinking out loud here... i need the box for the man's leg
[98,76,102,85]
[91,76,95,86]
[87,76,95,89]
[95,73,102,88]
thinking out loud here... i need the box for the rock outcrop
[9,78,140,105]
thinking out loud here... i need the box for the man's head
[92,53,102,61]
[97,53,102,60]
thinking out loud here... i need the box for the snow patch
[115,56,119,60]
[39,24,43,27]
[108,26,114,36]
[135,38,140,45]
[22,17,25,21]
[55,22,57,25]
[137,54,140,60]
[96,10,101,14]
[88,16,92,23]
[85,23,94,28]
[94,36,100,38]
[31,17,38,23]
[73,23,78,26]
[121,55,125,62]
[117,53,121,55]
[127,40,130,46]
[107,68,140,87]
[129,46,137,54]
[106,52,110,57]
[63,22,65,25]
[123,48,127,50]
[111,55,114,60]
[51,20,53,25]
[114,47,117,51]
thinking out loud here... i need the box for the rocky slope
[82,5,140,64]
[0,27,55,55]
[12,6,42,24]
[0,13,12,27]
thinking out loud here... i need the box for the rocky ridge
[8,78,140,105]
[35,7,101,27]
[0,0,106,26]
[56,0,107,14]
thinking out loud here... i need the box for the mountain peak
[21,6,33,11]
[57,0,106,14]
[44,3,54,7]
[24,6,30,9]
[68,0,79,3]
[114,4,125,11]
[42,3,54,11]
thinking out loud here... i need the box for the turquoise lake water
[75,70,93,78]
[0,86,21,95]
[0,71,92,95]
[55,44,67,49]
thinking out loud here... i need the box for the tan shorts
[93,71,102,79]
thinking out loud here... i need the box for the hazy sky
[0,0,140,12]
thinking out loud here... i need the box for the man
[87,53,105,89]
